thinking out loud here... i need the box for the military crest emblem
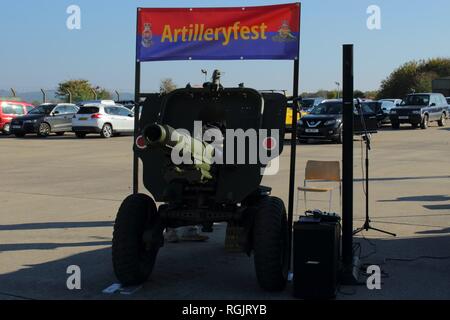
[141,23,153,48]
[272,20,296,42]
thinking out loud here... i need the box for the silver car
[72,103,135,138]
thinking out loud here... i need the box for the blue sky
[1,0,449,94]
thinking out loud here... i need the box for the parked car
[302,97,326,112]
[285,97,325,133]
[446,97,450,118]
[361,101,386,126]
[9,103,79,137]
[0,99,34,135]
[389,93,448,129]
[378,99,402,124]
[76,100,116,107]
[297,99,377,143]
[72,104,135,138]
[115,100,136,110]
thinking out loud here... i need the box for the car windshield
[380,100,395,108]
[310,102,342,115]
[361,102,380,113]
[402,95,430,106]
[77,106,99,114]
[302,99,315,109]
[1,104,25,115]
[29,105,55,115]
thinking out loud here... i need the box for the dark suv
[10,103,79,137]
[297,99,377,143]
[389,93,448,129]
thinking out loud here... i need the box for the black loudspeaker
[293,219,341,299]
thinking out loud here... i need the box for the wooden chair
[297,160,341,213]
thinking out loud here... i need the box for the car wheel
[335,127,343,144]
[253,196,289,292]
[2,123,11,135]
[55,132,65,136]
[112,194,163,286]
[100,124,113,138]
[437,113,446,127]
[75,132,86,139]
[38,122,51,137]
[391,122,400,129]
[420,115,429,129]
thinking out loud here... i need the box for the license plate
[398,116,409,119]
[12,125,21,129]
[79,117,88,120]
[305,129,319,133]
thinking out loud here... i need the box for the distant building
[432,77,450,96]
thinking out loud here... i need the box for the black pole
[133,9,141,195]
[287,58,300,269]
[287,3,301,271]
[342,44,354,271]
[366,146,369,223]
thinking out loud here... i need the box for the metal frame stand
[353,102,396,237]
[132,5,302,273]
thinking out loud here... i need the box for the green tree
[160,78,177,94]
[377,58,450,99]
[55,80,112,103]
[353,90,365,98]
[326,91,337,99]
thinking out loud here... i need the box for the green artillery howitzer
[142,123,219,182]
[112,70,291,293]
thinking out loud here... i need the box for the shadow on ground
[379,195,450,202]
[0,221,114,231]
[0,224,449,300]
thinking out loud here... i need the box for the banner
[136,3,301,61]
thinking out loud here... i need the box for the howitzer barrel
[144,123,177,147]
[142,124,222,181]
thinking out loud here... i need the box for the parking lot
[0,125,449,300]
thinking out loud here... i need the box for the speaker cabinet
[293,220,341,299]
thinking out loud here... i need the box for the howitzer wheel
[112,194,163,286]
[253,196,289,291]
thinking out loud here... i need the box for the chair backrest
[305,160,340,182]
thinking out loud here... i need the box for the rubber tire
[391,122,400,129]
[75,132,86,139]
[112,193,162,286]
[420,115,429,129]
[100,123,113,138]
[253,196,289,291]
[3,123,10,135]
[14,133,25,138]
[438,113,446,127]
[38,122,51,137]
[335,127,343,144]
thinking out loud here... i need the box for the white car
[72,103,135,138]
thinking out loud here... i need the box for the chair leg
[329,190,333,212]
[304,191,307,212]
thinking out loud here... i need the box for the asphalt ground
[0,124,449,300]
